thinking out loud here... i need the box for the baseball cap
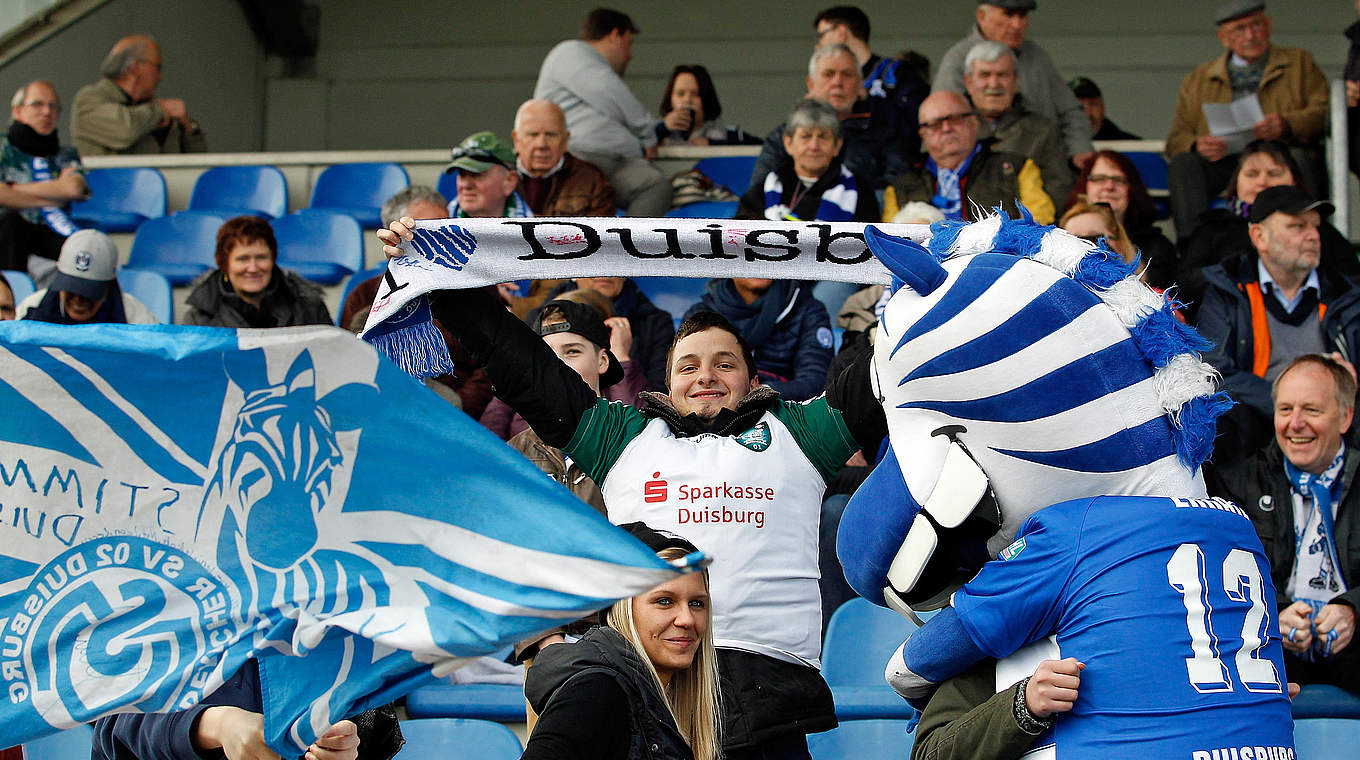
[1215,1,1264,25]
[618,522,700,556]
[978,0,1036,10]
[49,229,118,301]
[532,298,624,388]
[1247,185,1333,224]
[1068,76,1101,100]
[443,131,516,175]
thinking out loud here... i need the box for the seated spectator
[483,288,647,440]
[19,229,156,324]
[1206,354,1359,696]
[964,40,1072,204]
[0,272,13,320]
[342,186,495,418]
[935,1,1094,168]
[533,8,671,217]
[883,90,1054,224]
[512,98,616,216]
[532,276,675,392]
[657,65,760,146]
[182,216,330,328]
[812,5,930,156]
[749,43,905,193]
[683,278,833,402]
[443,131,531,218]
[1068,76,1140,140]
[1178,140,1358,314]
[71,34,204,156]
[738,99,880,223]
[1195,186,1359,466]
[1066,150,1179,289]
[1165,2,1328,240]
[1059,200,1137,265]
[0,81,89,281]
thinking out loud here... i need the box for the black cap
[1248,185,1334,224]
[1215,0,1264,25]
[978,0,1036,9]
[1068,76,1101,100]
[532,299,624,388]
[619,522,700,556]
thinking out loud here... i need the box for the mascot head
[839,212,1231,615]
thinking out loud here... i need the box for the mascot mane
[840,210,1232,615]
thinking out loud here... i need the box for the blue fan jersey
[953,495,1295,760]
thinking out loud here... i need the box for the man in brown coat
[1165,1,1328,239]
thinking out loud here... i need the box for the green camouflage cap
[443,131,516,174]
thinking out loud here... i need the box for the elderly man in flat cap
[934,1,1094,173]
[1165,1,1328,241]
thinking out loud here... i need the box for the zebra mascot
[838,214,1296,758]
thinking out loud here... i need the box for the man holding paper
[1164,1,1327,241]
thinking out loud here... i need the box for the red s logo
[644,472,667,503]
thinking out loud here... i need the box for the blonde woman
[522,524,720,760]
[1059,201,1138,269]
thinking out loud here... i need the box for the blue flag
[0,322,695,752]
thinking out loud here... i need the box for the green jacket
[70,77,206,156]
[912,660,1042,760]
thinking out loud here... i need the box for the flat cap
[1215,1,1264,25]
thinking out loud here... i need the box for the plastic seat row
[69,162,411,234]
[3,268,171,324]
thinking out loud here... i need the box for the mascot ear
[865,225,947,295]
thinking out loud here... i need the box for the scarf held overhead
[361,217,924,377]
[0,321,699,753]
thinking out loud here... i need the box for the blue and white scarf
[763,165,858,222]
[28,155,78,236]
[1284,444,1349,660]
[927,144,981,221]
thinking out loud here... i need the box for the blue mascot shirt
[953,495,1294,759]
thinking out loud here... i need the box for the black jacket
[735,157,880,223]
[524,626,693,760]
[748,99,906,194]
[183,268,332,328]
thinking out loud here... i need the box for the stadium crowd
[4,2,1360,759]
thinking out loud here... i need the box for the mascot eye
[235,457,274,508]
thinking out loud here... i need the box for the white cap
[50,229,118,301]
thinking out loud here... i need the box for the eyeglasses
[1086,174,1129,186]
[1221,15,1268,39]
[919,112,975,132]
[21,101,60,112]
[450,146,509,169]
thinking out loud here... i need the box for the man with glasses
[71,34,205,156]
[0,80,88,278]
[1165,1,1327,240]
[882,91,1054,224]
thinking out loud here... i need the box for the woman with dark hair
[1065,149,1178,289]
[183,216,332,328]
[1177,140,1358,315]
[656,65,760,146]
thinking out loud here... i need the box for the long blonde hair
[606,547,721,760]
[1061,200,1138,267]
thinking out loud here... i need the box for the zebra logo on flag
[0,322,694,753]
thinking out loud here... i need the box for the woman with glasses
[1065,150,1178,289]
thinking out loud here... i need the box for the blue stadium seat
[273,211,364,285]
[1122,151,1169,192]
[70,167,167,232]
[436,171,458,206]
[633,276,709,326]
[118,268,173,324]
[308,162,410,229]
[664,200,738,219]
[1292,684,1360,719]
[337,263,388,326]
[397,718,522,759]
[127,211,229,285]
[404,682,526,721]
[188,165,288,219]
[23,724,94,760]
[808,718,914,760]
[694,155,758,195]
[823,598,919,719]
[1293,717,1360,757]
[3,269,35,304]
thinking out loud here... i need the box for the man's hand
[377,216,417,260]
[1025,658,1084,718]
[1253,113,1290,141]
[1314,603,1356,654]
[158,98,189,127]
[306,719,359,760]
[195,706,279,760]
[1328,353,1357,381]
[56,166,88,199]
[1194,135,1230,162]
[1280,601,1316,654]
[605,316,633,362]
[1071,152,1095,172]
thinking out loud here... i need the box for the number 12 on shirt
[1166,543,1282,694]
